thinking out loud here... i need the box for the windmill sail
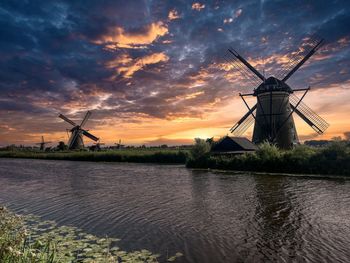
[82,130,99,142]
[230,104,257,136]
[275,36,322,80]
[290,94,329,134]
[80,111,91,128]
[280,38,324,82]
[228,49,265,81]
[59,114,77,126]
[225,49,264,88]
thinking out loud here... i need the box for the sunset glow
[0,1,350,146]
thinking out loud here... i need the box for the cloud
[192,3,205,11]
[106,52,169,78]
[168,9,180,20]
[223,8,242,24]
[235,8,243,18]
[1,0,350,145]
[94,21,168,49]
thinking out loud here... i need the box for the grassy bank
[187,141,350,176]
[1,141,350,176]
[0,206,182,262]
[0,149,188,164]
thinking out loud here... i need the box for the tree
[57,141,68,151]
[206,137,214,145]
[190,138,211,159]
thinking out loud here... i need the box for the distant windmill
[90,141,105,151]
[35,136,52,151]
[226,35,329,149]
[115,139,124,149]
[58,111,99,150]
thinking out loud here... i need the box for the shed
[211,136,258,154]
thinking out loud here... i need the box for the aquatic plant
[0,206,183,262]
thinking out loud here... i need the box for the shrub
[190,138,211,159]
[186,141,350,176]
[256,142,280,161]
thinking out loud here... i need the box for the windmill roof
[211,136,257,153]
[254,76,292,95]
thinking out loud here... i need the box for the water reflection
[252,175,303,261]
[0,159,350,263]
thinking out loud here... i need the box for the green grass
[0,149,189,164]
[186,141,350,176]
[0,206,183,262]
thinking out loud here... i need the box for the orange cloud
[95,21,168,49]
[106,52,169,78]
[192,2,205,11]
[168,9,180,20]
[166,91,204,103]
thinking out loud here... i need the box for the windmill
[226,35,329,149]
[35,136,52,151]
[90,141,105,151]
[115,139,124,149]
[58,111,99,150]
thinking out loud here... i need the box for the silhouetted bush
[187,142,350,176]
[190,138,211,159]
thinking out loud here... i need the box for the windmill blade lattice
[290,93,329,134]
[82,130,99,142]
[80,111,91,128]
[230,104,257,136]
[59,114,77,126]
[276,36,324,81]
[225,50,263,87]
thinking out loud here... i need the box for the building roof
[211,136,258,153]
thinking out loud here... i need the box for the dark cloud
[0,0,350,143]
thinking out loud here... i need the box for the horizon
[1,1,350,146]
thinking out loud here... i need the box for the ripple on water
[0,158,350,263]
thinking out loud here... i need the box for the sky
[0,0,350,146]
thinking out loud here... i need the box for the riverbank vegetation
[0,149,188,164]
[0,206,182,262]
[1,139,350,175]
[187,139,350,175]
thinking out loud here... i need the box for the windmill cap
[254,76,293,95]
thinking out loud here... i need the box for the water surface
[0,158,350,262]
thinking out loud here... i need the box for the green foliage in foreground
[0,206,183,262]
[0,149,188,164]
[187,141,350,175]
